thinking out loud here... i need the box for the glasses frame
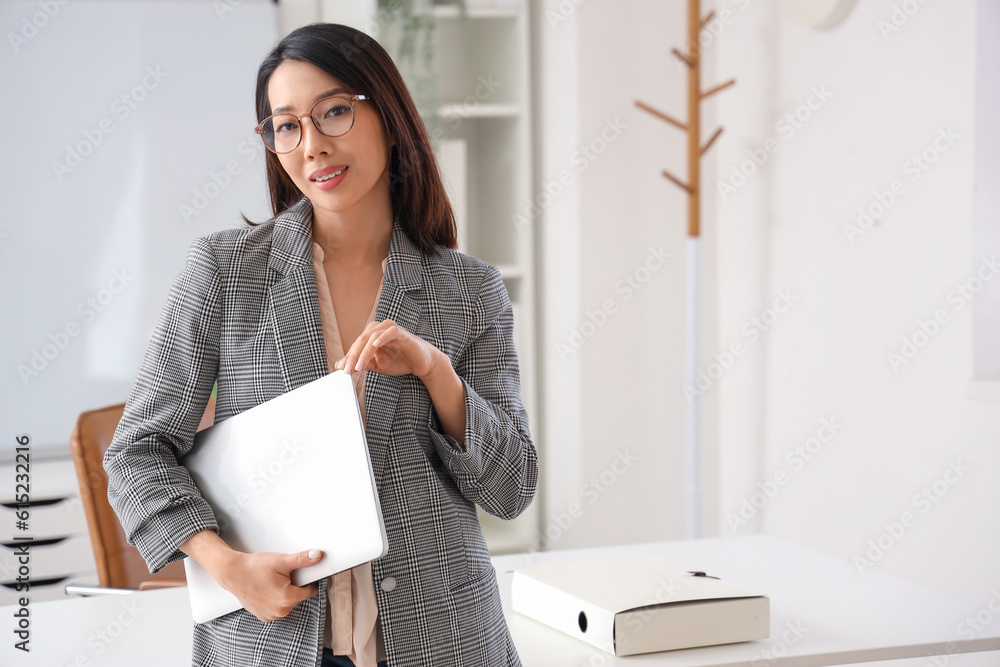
[254,94,370,154]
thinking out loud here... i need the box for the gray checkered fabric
[104,195,538,666]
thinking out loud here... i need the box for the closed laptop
[179,370,388,623]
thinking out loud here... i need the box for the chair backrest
[69,398,215,589]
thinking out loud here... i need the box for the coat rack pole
[685,0,703,540]
[633,0,735,541]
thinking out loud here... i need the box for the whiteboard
[0,0,279,459]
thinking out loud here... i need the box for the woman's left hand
[336,319,443,381]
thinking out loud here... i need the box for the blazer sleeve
[103,237,222,574]
[427,264,538,521]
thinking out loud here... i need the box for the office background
[1,1,997,662]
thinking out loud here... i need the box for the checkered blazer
[104,196,538,667]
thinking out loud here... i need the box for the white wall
[714,0,1000,623]
[531,0,585,549]
[533,0,703,550]
[304,2,998,630]
[0,0,277,459]
[535,0,999,637]
[973,0,1000,380]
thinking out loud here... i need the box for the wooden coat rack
[634,0,735,539]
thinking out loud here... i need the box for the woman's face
[266,59,393,220]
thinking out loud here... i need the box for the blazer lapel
[365,220,424,486]
[265,197,329,392]
[264,199,426,485]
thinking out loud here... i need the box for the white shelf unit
[378,0,539,554]
[0,456,98,605]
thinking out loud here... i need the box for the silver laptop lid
[179,370,388,622]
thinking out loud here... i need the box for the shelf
[383,0,537,557]
[432,4,520,19]
[437,102,522,119]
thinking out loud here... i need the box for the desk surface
[3,535,997,666]
[493,535,999,666]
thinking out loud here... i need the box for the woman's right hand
[180,530,322,623]
[215,548,323,623]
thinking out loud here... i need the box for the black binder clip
[687,570,720,580]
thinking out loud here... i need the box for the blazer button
[380,577,397,592]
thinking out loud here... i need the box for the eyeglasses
[255,94,369,154]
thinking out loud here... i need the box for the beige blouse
[311,241,388,667]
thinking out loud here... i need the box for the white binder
[179,370,388,623]
[511,553,769,655]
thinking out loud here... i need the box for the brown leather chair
[69,396,216,591]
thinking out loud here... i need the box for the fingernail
[308,549,320,560]
[355,359,363,371]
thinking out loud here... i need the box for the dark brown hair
[250,23,456,255]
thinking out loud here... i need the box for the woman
[104,22,537,667]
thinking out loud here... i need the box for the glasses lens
[261,114,300,153]
[313,97,355,138]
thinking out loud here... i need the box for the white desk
[493,535,1000,666]
[3,535,997,666]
